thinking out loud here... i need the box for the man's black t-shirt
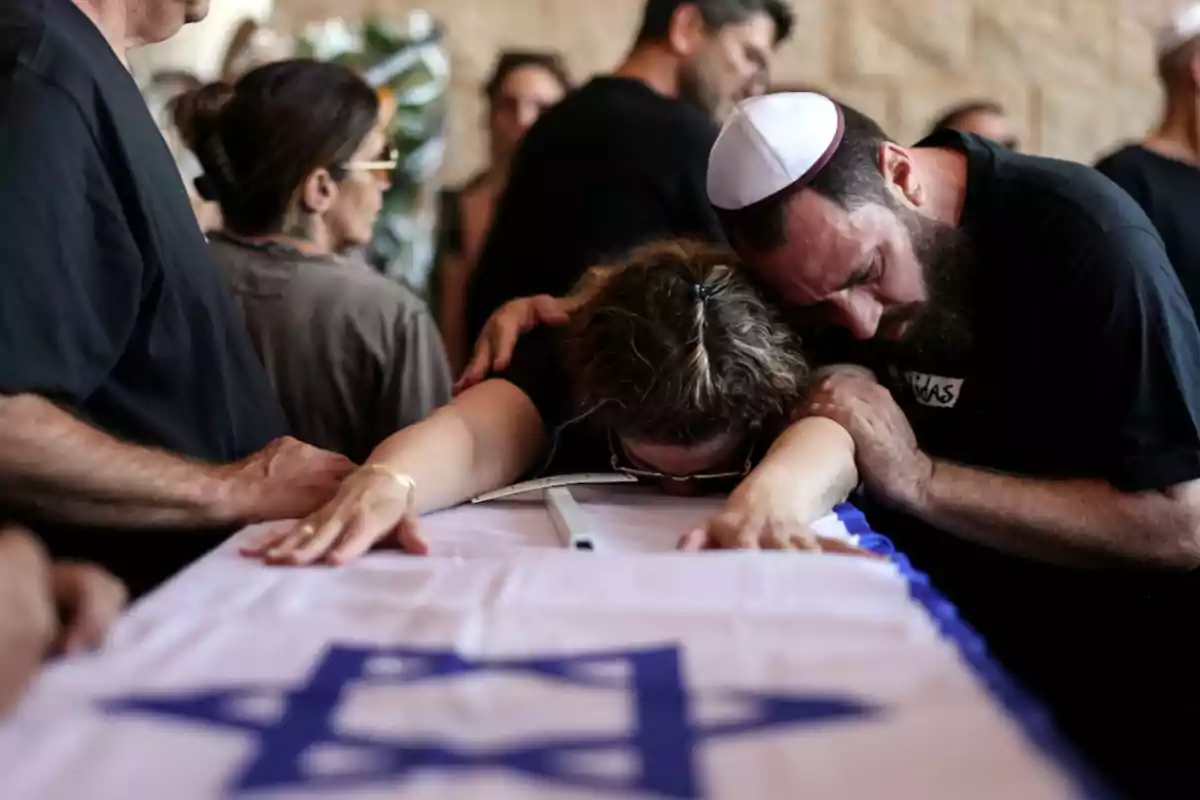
[818,130,1200,495]
[1095,144,1200,317]
[815,131,1200,791]
[0,0,288,590]
[465,77,723,340]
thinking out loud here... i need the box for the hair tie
[692,282,713,302]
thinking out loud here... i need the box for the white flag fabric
[0,490,1107,799]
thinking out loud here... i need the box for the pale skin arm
[0,394,353,529]
[367,379,547,514]
[246,379,549,565]
[682,416,868,552]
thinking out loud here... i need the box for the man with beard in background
[462,0,793,358]
[709,92,1200,795]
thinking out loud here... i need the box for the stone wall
[275,0,1184,184]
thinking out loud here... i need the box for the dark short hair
[563,239,807,445]
[173,59,380,236]
[483,51,573,103]
[927,100,1005,137]
[716,101,892,254]
[636,0,795,46]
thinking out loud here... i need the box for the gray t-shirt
[209,233,453,463]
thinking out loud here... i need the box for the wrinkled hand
[219,437,356,525]
[679,490,877,556]
[804,369,933,510]
[51,563,128,655]
[454,294,582,394]
[241,466,425,567]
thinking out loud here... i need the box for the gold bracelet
[361,464,416,497]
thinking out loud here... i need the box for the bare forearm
[907,460,1200,567]
[364,380,546,514]
[736,416,859,522]
[0,394,230,527]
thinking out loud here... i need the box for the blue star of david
[102,644,878,798]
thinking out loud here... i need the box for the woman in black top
[245,239,863,565]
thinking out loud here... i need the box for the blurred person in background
[0,524,127,716]
[1096,4,1200,317]
[462,0,795,364]
[926,100,1019,150]
[436,51,573,371]
[175,59,453,464]
[0,0,353,598]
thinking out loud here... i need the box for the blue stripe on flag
[834,503,1116,800]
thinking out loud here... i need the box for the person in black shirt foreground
[465,93,1200,794]
[708,92,1200,796]
[1096,5,1200,320]
[0,0,354,596]
[461,0,795,356]
[243,240,867,566]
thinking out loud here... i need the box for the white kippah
[707,92,845,211]
[1157,4,1200,58]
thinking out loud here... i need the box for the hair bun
[170,81,235,152]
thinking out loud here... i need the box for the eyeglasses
[340,147,399,177]
[607,429,754,483]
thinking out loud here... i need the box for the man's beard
[883,204,979,360]
[678,50,728,121]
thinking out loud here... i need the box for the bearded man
[710,92,1200,796]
